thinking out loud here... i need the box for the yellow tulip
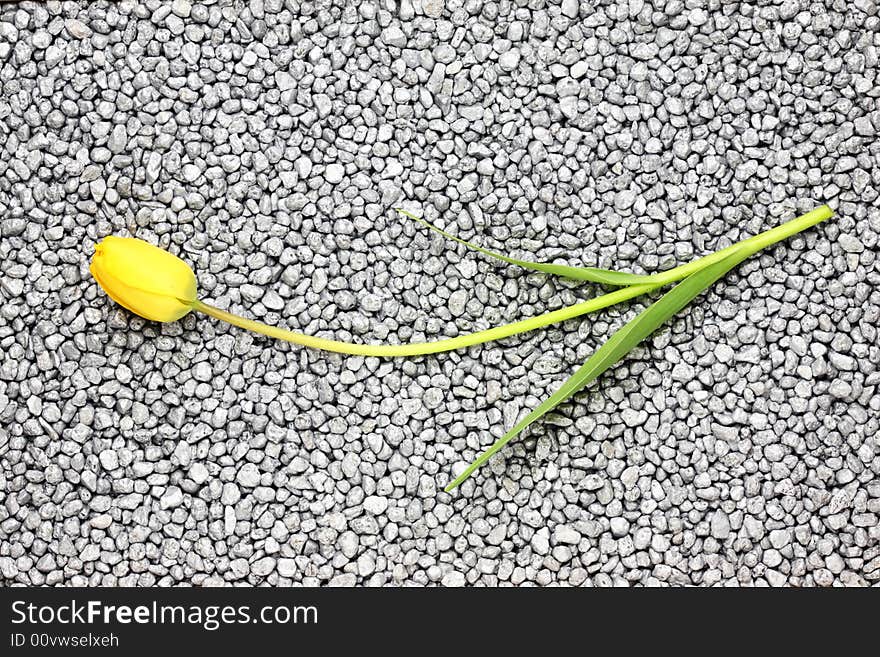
[90,236,197,322]
[90,205,831,491]
[90,205,832,356]
[89,234,648,353]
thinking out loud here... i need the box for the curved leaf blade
[397,205,834,289]
[445,246,754,491]
[395,208,658,286]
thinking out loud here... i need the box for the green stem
[192,283,660,357]
[646,204,832,284]
[192,205,833,358]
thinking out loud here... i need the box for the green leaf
[396,205,835,289]
[445,245,755,492]
[396,208,658,286]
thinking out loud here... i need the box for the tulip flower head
[90,236,197,322]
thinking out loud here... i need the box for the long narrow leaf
[445,246,755,491]
[397,205,834,289]
[395,208,658,286]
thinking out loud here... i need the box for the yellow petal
[97,236,197,302]
[90,236,197,322]
[91,263,193,322]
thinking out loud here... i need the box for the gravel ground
[1,0,878,587]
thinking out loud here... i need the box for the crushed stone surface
[0,0,878,586]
